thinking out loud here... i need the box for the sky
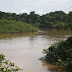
[0,0,72,15]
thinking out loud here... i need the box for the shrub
[41,36,72,72]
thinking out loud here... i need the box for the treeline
[0,19,38,33]
[41,36,72,72]
[0,11,72,29]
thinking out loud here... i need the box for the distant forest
[0,11,72,29]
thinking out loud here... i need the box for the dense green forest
[0,11,72,29]
[0,19,38,33]
[41,36,72,72]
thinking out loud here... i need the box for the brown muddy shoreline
[42,61,67,72]
[0,32,38,39]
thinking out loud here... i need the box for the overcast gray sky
[0,0,72,15]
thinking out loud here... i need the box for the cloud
[21,9,29,14]
[21,9,49,15]
[39,0,69,6]
[21,9,48,15]
[37,9,48,15]
[0,0,71,14]
[68,6,72,9]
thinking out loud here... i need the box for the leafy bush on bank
[41,36,72,72]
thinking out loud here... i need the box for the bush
[41,36,72,72]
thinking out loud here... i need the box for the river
[0,29,72,72]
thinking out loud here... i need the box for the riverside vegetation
[0,53,22,72]
[0,19,38,33]
[0,10,72,72]
[0,11,72,29]
[40,36,72,72]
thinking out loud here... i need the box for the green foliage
[42,36,72,72]
[0,10,72,29]
[0,53,22,72]
[40,11,71,29]
[0,19,38,33]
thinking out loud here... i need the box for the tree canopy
[0,11,72,29]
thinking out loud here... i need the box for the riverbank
[0,32,38,39]
[42,61,67,72]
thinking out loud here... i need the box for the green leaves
[0,53,23,72]
[42,36,72,72]
[10,62,14,67]
[0,19,38,33]
[42,49,48,54]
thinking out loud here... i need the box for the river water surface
[0,29,72,72]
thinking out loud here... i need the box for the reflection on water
[0,29,72,72]
[39,29,72,38]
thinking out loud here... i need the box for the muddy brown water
[0,29,72,72]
